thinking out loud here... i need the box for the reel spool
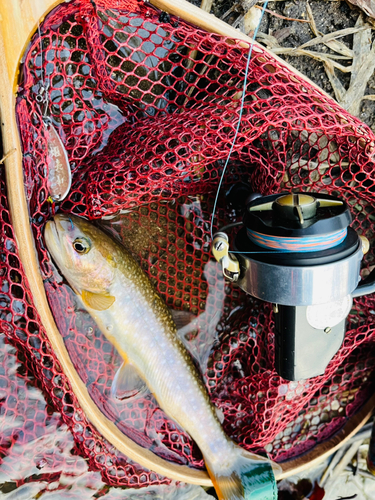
[212,192,375,381]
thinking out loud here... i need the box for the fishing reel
[212,191,375,381]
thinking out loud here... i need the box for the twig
[362,95,375,101]
[344,425,372,446]
[317,14,374,109]
[200,0,213,12]
[258,0,342,1]
[299,160,347,173]
[257,31,280,49]
[222,3,239,21]
[233,15,244,29]
[320,444,350,487]
[254,4,310,23]
[306,1,319,37]
[244,0,258,9]
[272,48,352,72]
[354,447,360,476]
[185,52,216,100]
[319,423,373,484]
[324,441,364,492]
[185,0,214,72]
[340,40,375,115]
[272,48,352,60]
[0,148,16,165]
[355,468,375,480]
[298,26,370,51]
[324,59,347,102]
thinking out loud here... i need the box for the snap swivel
[212,232,240,282]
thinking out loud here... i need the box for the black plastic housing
[274,305,346,380]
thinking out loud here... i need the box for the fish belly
[90,284,234,468]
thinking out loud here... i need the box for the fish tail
[205,448,279,500]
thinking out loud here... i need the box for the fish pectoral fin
[172,309,206,370]
[215,406,225,424]
[170,309,197,331]
[82,290,115,311]
[111,362,149,401]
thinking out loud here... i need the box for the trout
[44,214,278,500]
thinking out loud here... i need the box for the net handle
[1,0,373,485]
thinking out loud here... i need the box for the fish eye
[73,237,91,254]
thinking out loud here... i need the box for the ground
[190,0,375,132]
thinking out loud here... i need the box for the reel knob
[211,232,240,282]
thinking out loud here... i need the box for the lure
[44,120,72,202]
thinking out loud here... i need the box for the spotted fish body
[44,214,277,500]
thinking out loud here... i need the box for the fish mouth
[44,218,63,259]
[54,213,76,233]
[45,214,75,244]
[45,218,58,242]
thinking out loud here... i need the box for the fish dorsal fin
[111,361,149,401]
[82,290,115,311]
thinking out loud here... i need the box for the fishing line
[36,20,72,204]
[209,1,269,245]
[37,21,44,89]
[36,21,49,118]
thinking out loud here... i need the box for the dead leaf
[339,23,375,115]
[324,60,346,101]
[272,47,353,72]
[350,14,372,82]
[257,31,280,49]
[298,25,369,50]
[347,0,375,19]
[200,0,214,12]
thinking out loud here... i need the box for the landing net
[1,0,375,486]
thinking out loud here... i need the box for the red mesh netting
[0,330,86,490]
[0,171,169,486]
[0,0,374,487]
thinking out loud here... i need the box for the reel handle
[352,267,375,298]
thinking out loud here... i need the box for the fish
[44,213,279,500]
